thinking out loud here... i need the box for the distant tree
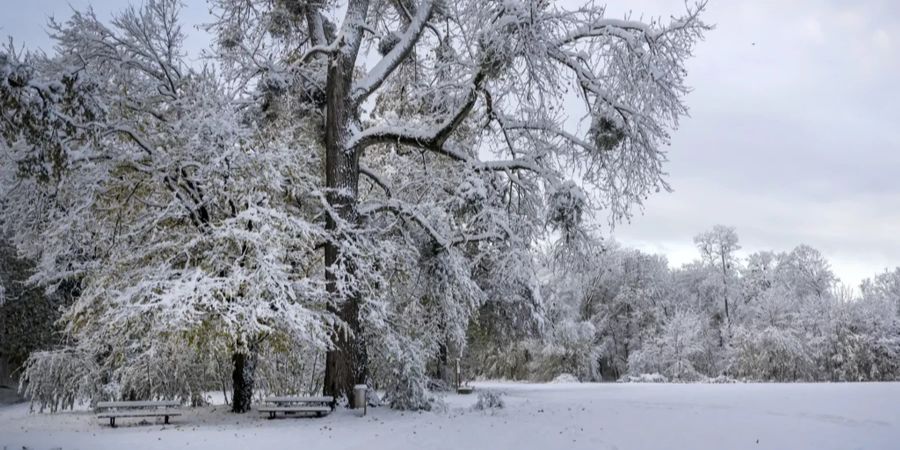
[861,268,900,317]
[730,284,815,381]
[775,245,836,301]
[694,225,741,331]
[741,251,777,305]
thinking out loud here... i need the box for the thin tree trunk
[214,353,230,405]
[307,353,320,395]
[721,253,730,333]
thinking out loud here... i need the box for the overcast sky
[2,0,898,287]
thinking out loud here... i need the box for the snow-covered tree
[729,285,816,381]
[206,0,709,401]
[528,259,599,382]
[741,251,777,305]
[585,247,677,379]
[2,1,333,412]
[861,268,900,317]
[468,229,900,383]
[775,245,836,302]
[693,225,741,329]
[816,296,900,382]
[3,0,711,409]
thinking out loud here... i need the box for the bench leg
[164,415,170,425]
[269,412,275,419]
[110,417,116,428]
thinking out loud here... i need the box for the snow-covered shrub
[628,310,705,381]
[705,375,739,384]
[473,390,504,410]
[366,388,384,407]
[20,349,100,412]
[550,373,579,384]
[467,341,532,381]
[817,318,900,382]
[528,319,598,382]
[819,285,900,381]
[112,338,222,406]
[23,329,236,411]
[618,373,668,383]
[730,326,815,381]
[385,361,431,411]
[255,337,326,397]
[465,283,542,382]
[371,331,433,411]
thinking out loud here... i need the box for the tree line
[466,226,900,384]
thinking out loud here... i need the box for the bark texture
[321,0,370,406]
[231,348,257,413]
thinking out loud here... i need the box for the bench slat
[257,406,331,413]
[97,411,182,418]
[264,396,333,403]
[96,400,180,409]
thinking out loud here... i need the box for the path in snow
[1,382,898,450]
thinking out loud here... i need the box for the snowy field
[2,382,899,450]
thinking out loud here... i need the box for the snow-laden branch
[350,70,485,156]
[351,0,435,105]
[554,1,707,47]
[360,165,392,197]
[498,117,596,154]
[291,41,339,67]
[553,18,656,47]
[334,0,371,59]
[547,48,637,119]
[305,5,329,47]
[359,199,506,249]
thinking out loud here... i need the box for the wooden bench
[258,396,333,419]
[95,400,181,427]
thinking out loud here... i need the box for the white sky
[2,0,898,287]
[597,0,900,288]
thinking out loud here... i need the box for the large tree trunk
[324,299,368,404]
[321,10,369,405]
[231,347,257,413]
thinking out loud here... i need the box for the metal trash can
[353,384,368,413]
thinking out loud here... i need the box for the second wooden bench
[257,396,333,419]
[95,400,181,427]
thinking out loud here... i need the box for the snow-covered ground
[2,382,898,450]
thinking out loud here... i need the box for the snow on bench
[258,396,334,419]
[95,400,181,428]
